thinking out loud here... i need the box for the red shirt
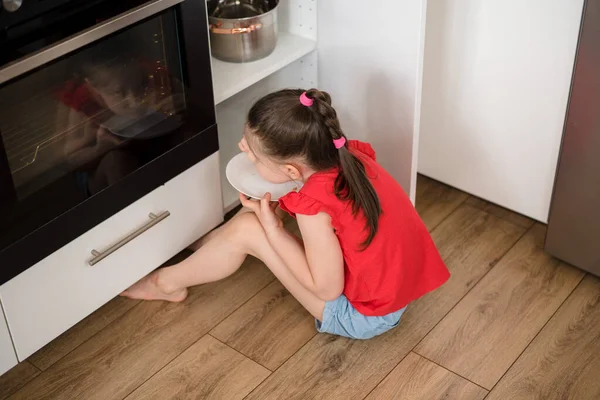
[279,140,449,316]
[55,80,103,117]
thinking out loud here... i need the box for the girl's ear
[283,164,302,181]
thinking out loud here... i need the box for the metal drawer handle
[209,23,262,34]
[89,211,170,266]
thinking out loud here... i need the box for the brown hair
[247,88,382,247]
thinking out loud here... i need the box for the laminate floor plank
[0,362,39,400]
[465,196,534,229]
[245,205,525,400]
[415,175,469,231]
[8,259,274,400]
[415,224,584,389]
[365,352,487,400]
[487,275,600,400]
[211,280,315,370]
[28,296,139,371]
[5,179,569,400]
[125,335,270,400]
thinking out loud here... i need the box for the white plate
[226,153,302,201]
[101,94,185,139]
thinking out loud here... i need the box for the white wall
[317,0,427,201]
[419,0,584,222]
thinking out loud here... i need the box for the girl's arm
[61,109,100,165]
[239,193,344,301]
[266,212,344,301]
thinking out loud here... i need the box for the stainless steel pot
[207,0,279,63]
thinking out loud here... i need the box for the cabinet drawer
[0,153,223,360]
[163,153,224,249]
[0,300,17,376]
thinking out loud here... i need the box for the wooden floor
[3,175,600,400]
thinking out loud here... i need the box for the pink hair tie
[333,137,346,149]
[299,92,313,107]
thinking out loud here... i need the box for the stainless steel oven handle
[88,211,170,266]
[0,0,184,85]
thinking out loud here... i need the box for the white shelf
[211,33,317,105]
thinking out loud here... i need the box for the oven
[0,0,218,285]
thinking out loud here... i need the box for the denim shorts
[315,295,407,340]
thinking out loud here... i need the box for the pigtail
[306,89,382,247]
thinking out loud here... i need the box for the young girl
[122,88,450,340]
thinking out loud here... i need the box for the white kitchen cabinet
[0,154,222,361]
[213,0,428,210]
[0,301,17,376]
[418,0,584,222]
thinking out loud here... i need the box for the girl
[122,88,450,340]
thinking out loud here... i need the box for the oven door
[0,0,217,284]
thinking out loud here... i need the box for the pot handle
[210,23,263,34]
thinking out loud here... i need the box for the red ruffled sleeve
[349,140,376,161]
[279,191,342,233]
[279,191,324,218]
[54,80,102,117]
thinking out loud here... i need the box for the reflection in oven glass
[0,14,185,200]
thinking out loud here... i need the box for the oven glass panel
[0,11,184,201]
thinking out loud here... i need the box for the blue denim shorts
[316,295,407,340]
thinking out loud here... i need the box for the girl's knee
[233,211,260,228]
[228,212,272,257]
[229,212,265,240]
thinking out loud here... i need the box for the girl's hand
[239,192,283,233]
[96,126,121,146]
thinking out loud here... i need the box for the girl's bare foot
[120,270,188,302]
